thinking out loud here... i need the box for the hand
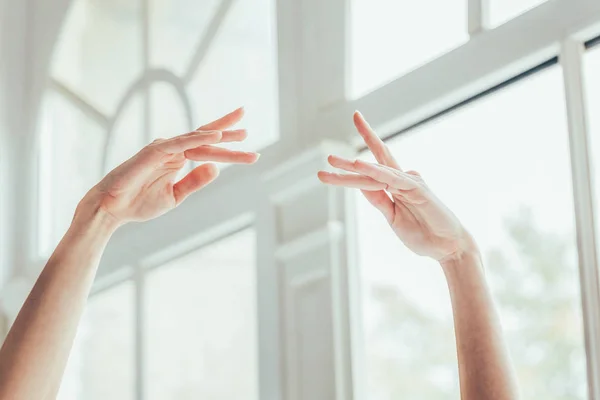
[318,111,476,262]
[78,107,259,226]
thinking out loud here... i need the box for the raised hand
[318,111,476,262]
[81,107,259,225]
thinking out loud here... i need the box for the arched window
[37,0,279,254]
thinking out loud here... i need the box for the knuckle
[406,170,424,182]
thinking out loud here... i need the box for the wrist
[439,234,483,276]
[72,194,121,236]
[440,247,485,285]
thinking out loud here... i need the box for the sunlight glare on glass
[356,66,586,399]
[350,0,468,98]
[488,0,548,28]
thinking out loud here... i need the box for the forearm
[0,205,117,400]
[442,251,519,400]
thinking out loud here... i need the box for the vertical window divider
[138,1,150,398]
[134,263,146,400]
[561,38,600,400]
[468,0,489,36]
[343,171,367,400]
[142,0,151,145]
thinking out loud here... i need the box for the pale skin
[0,108,518,399]
[0,107,259,400]
[318,111,519,400]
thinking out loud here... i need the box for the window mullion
[142,0,151,145]
[135,265,146,400]
[468,0,489,36]
[138,0,150,399]
[561,38,600,400]
[294,0,349,146]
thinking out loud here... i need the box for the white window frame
[0,0,599,398]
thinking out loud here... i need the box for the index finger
[354,111,401,170]
[198,107,245,131]
[158,130,223,153]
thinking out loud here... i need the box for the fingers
[220,129,247,143]
[173,163,220,204]
[353,160,418,191]
[198,107,245,131]
[155,107,248,154]
[158,131,223,153]
[327,154,356,171]
[317,171,388,191]
[353,111,401,170]
[317,160,396,222]
[328,155,417,191]
[180,128,247,143]
[184,145,259,164]
[360,190,395,223]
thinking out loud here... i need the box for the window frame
[1,0,598,398]
[564,38,600,399]
[349,56,598,399]
[82,215,259,400]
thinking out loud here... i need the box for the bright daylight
[0,0,600,399]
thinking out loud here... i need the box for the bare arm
[0,108,259,400]
[319,111,519,400]
[0,206,117,400]
[442,251,518,399]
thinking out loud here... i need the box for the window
[182,0,279,151]
[144,229,258,399]
[350,0,468,98]
[488,0,548,28]
[37,91,106,256]
[38,0,278,253]
[58,281,135,400]
[586,44,600,260]
[21,1,600,400]
[50,0,142,115]
[355,67,587,399]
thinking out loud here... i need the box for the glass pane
[51,0,142,115]
[38,90,106,254]
[149,83,194,177]
[150,82,192,140]
[187,0,279,151]
[350,0,468,98]
[586,45,600,264]
[488,0,547,28]
[145,229,258,399]
[356,67,587,399]
[105,93,145,173]
[149,0,222,75]
[58,281,135,400]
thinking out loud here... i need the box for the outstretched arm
[0,108,259,400]
[319,111,519,400]
[442,249,517,399]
